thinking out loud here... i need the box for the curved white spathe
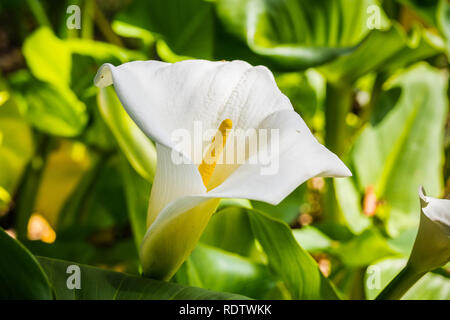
[407,186,450,273]
[95,59,351,279]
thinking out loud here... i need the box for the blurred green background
[0,0,449,299]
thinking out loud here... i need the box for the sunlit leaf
[334,177,371,234]
[246,208,340,299]
[351,62,448,235]
[321,24,445,83]
[333,229,399,267]
[98,87,156,182]
[292,226,334,253]
[365,258,450,300]
[216,0,389,69]
[23,27,71,85]
[11,74,87,137]
[0,98,34,212]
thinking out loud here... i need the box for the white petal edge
[203,109,352,205]
[418,186,450,232]
[408,186,450,272]
[94,59,293,160]
[146,143,206,228]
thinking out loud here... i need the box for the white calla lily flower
[408,186,450,273]
[94,59,351,280]
[377,186,450,300]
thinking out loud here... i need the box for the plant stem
[26,0,51,28]
[82,0,95,39]
[92,0,124,47]
[323,82,352,223]
[325,82,352,157]
[375,264,426,300]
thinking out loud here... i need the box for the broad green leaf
[0,98,34,212]
[365,258,450,300]
[66,39,146,64]
[334,177,371,234]
[98,86,157,182]
[201,206,257,257]
[252,185,307,224]
[398,0,450,54]
[12,74,87,137]
[76,157,129,230]
[58,156,129,232]
[386,227,417,256]
[352,62,448,235]
[275,70,326,127]
[23,27,71,85]
[333,229,399,267]
[33,140,90,227]
[118,155,151,248]
[37,256,248,300]
[115,0,214,59]
[292,226,334,253]
[216,0,388,69]
[246,208,340,299]
[111,20,155,46]
[321,24,445,83]
[0,228,53,299]
[175,243,278,299]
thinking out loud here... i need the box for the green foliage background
[0,0,449,300]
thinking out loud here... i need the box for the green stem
[26,0,51,28]
[93,0,124,47]
[323,82,352,223]
[375,265,426,300]
[325,82,352,157]
[82,0,95,39]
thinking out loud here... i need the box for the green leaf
[65,39,146,64]
[193,203,339,299]
[334,177,371,234]
[115,0,214,59]
[58,156,129,232]
[275,70,326,127]
[398,0,450,55]
[216,0,388,69]
[365,258,450,300]
[247,209,340,299]
[321,24,445,83]
[118,155,151,248]
[98,86,157,182]
[333,229,399,267]
[201,206,257,257]
[23,27,71,85]
[12,74,87,137]
[252,185,307,224]
[37,256,248,300]
[0,97,34,212]
[351,62,448,235]
[175,243,278,299]
[0,228,53,299]
[292,226,334,253]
